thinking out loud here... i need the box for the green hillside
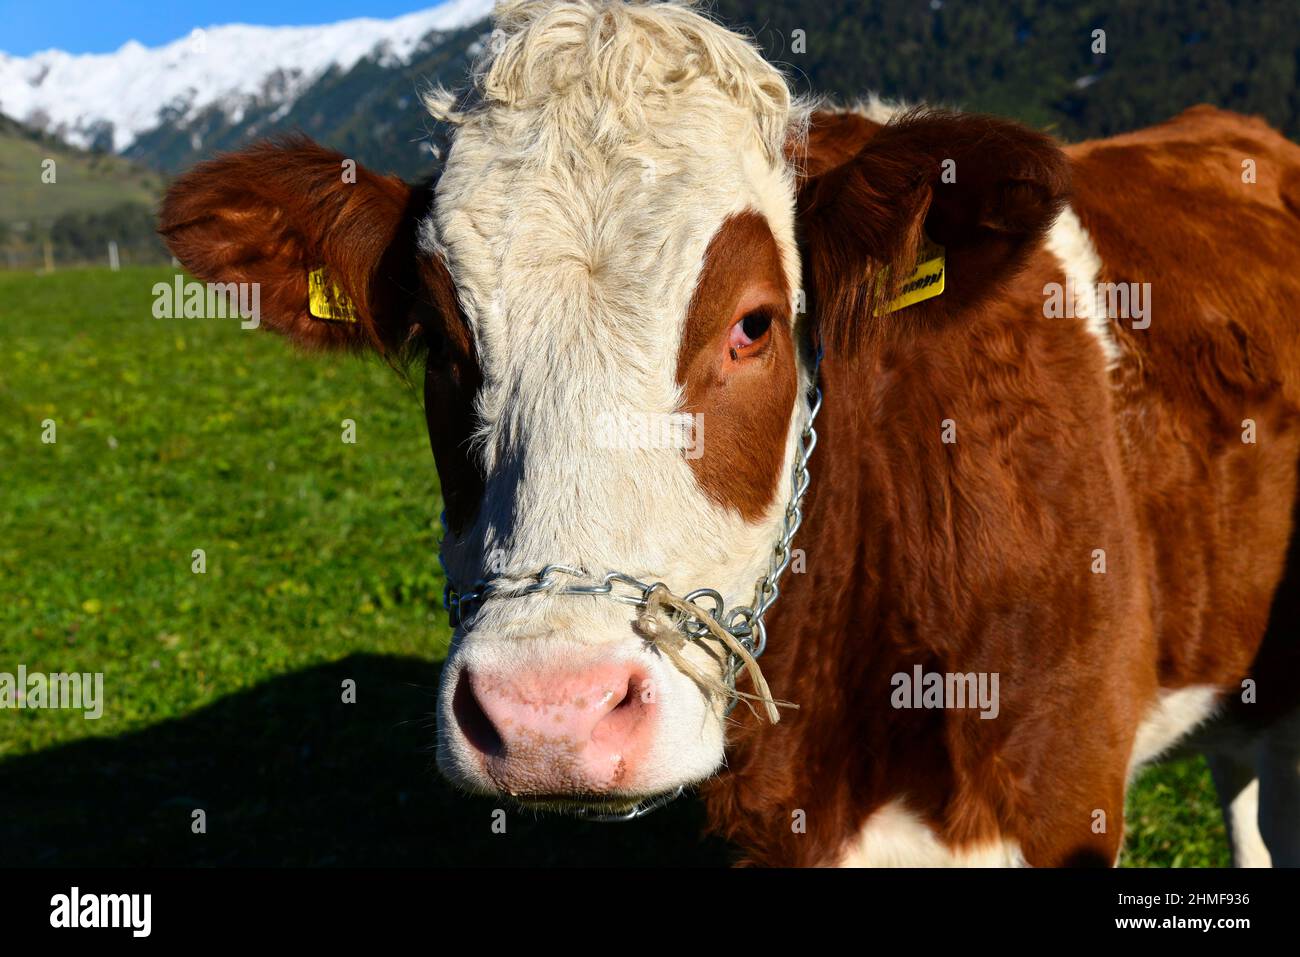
[0,114,164,225]
[0,115,168,268]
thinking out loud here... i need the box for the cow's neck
[702,245,1076,866]
[702,347,954,864]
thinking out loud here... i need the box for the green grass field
[0,266,1229,865]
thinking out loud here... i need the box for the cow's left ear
[795,109,1070,351]
[159,135,441,355]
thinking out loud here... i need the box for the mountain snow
[0,0,494,151]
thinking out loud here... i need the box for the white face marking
[425,1,810,800]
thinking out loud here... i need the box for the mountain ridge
[0,1,494,155]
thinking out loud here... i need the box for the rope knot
[637,583,797,724]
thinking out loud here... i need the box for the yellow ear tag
[885,236,946,313]
[308,268,358,323]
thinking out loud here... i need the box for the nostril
[453,669,504,758]
[610,676,635,711]
[611,673,647,712]
[592,670,652,748]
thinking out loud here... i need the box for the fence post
[108,240,120,271]
[43,239,54,274]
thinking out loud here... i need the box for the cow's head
[161,0,1067,813]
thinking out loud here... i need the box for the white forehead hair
[419,1,811,644]
[419,0,805,286]
[423,0,794,165]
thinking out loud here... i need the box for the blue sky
[0,1,439,55]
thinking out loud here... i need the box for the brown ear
[158,135,437,354]
[790,109,885,178]
[795,108,1071,352]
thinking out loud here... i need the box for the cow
[159,0,1300,867]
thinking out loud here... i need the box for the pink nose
[452,661,656,795]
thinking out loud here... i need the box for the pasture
[0,266,1228,865]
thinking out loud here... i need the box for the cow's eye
[729,309,774,353]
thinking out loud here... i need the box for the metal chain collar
[438,362,822,822]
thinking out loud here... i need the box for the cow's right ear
[159,135,449,355]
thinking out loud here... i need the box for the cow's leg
[1257,713,1300,866]
[1206,750,1271,867]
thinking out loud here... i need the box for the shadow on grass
[0,654,733,866]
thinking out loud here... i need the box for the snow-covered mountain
[0,1,494,155]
